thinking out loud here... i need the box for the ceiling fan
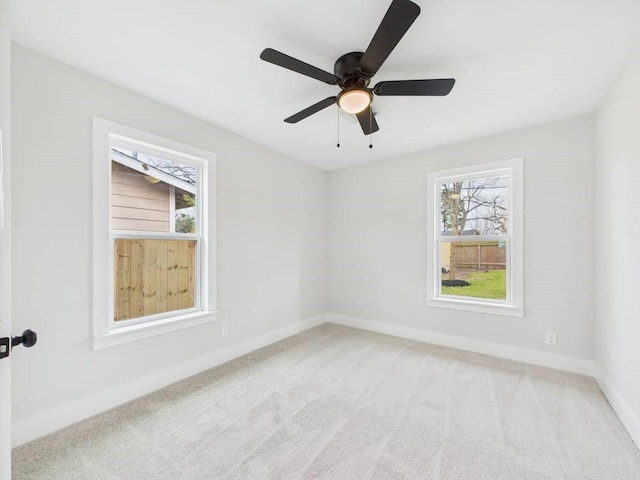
[260,0,455,135]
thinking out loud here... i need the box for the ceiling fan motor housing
[334,52,372,89]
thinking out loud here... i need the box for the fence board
[155,240,168,314]
[177,241,189,310]
[114,240,131,320]
[143,240,157,316]
[187,241,196,307]
[167,240,178,312]
[130,240,144,318]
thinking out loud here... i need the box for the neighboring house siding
[111,164,171,232]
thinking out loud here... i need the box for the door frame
[0,0,12,478]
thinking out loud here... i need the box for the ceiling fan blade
[284,97,337,123]
[374,78,456,96]
[359,0,421,76]
[355,106,380,135]
[260,48,340,85]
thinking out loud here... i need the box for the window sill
[92,310,219,350]
[427,297,523,318]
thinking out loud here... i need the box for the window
[93,118,217,349]
[427,158,523,317]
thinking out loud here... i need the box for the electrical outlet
[545,331,557,346]
[221,323,229,336]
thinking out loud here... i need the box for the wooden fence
[450,243,506,269]
[114,238,196,321]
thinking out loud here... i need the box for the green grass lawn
[441,269,506,300]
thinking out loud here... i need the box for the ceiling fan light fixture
[337,88,372,114]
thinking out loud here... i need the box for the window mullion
[441,235,510,243]
[112,231,199,241]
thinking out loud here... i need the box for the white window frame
[92,117,217,349]
[426,157,524,317]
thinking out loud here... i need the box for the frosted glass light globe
[338,89,371,114]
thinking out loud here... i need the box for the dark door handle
[12,329,37,348]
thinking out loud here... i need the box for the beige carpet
[12,324,640,479]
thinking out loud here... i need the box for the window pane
[114,238,197,322]
[440,175,508,236]
[439,240,507,300]
[111,147,197,233]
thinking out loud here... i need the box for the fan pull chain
[369,107,373,149]
[336,106,340,148]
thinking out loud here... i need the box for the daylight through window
[427,158,523,316]
[439,174,509,300]
[110,143,203,324]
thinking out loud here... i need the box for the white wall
[0,0,12,475]
[596,41,640,447]
[328,115,596,361]
[10,45,326,430]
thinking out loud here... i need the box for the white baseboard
[12,314,326,447]
[594,364,640,450]
[327,313,595,376]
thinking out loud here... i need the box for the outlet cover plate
[545,332,557,346]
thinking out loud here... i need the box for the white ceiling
[11,0,640,170]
